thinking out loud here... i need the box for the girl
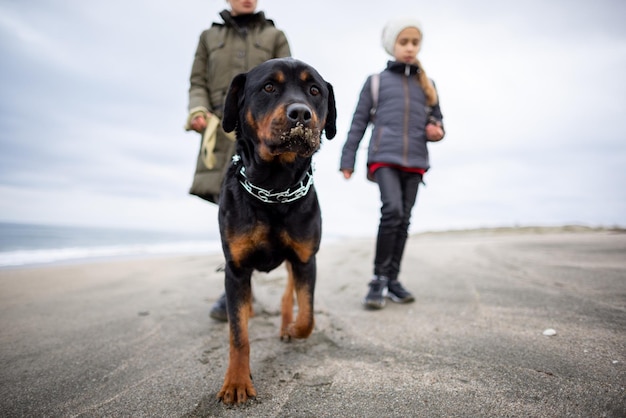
[340,18,444,309]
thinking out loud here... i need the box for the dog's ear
[324,82,337,140]
[222,73,247,133]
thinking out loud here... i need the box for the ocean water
[0,222,222,268]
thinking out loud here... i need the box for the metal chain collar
[233,155,314,204]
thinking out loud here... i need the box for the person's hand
[341,169,353,179]
[425,122,444,142]
[190,113,209,133]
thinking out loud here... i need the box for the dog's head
[222,58,337,163]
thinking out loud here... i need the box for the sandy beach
[0,228,625,417]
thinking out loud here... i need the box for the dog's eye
[310,86,320,96]
[264,83,275,93]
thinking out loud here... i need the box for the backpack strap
[369,73,380,121]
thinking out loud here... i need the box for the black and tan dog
[216,58,336,404]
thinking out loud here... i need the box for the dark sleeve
[340,76,374,171]
[429,79,444,129]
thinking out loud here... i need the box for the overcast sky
[1,0,625,239]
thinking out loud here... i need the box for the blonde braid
[414,58,438,106]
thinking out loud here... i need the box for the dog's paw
[217,378,257,405]
[279,326,292,342]
[280,321,314,341]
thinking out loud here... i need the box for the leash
[232,155,314,204]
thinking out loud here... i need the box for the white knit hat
[381,18,423,56]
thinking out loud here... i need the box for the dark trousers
[373,167,422,280]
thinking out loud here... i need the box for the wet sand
[0,228,625,417]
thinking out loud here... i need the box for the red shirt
[368,162,426,179]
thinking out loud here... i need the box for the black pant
[373,167,422,280]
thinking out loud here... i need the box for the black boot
[385,229,415,303]
[388,229,408,282]
[373,228,396,278]
[387,279,415,303]
[363,275,389,309]
[209,292,228,322]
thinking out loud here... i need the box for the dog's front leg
[217,264,256,405]
[280,258,316,340]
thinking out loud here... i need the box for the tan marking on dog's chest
[280,231,316,263]
[227,224,270,267]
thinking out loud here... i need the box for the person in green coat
[185,0,291,321]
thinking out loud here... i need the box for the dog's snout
[286,103,312,124]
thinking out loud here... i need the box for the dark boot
[388,229,408,282]
[209,292,228,322]
[363,276,389,309]
[387,279,415,303]
[386,228,415,303]
[373,228,397,278]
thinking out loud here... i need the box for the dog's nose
[286,103,312,124]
